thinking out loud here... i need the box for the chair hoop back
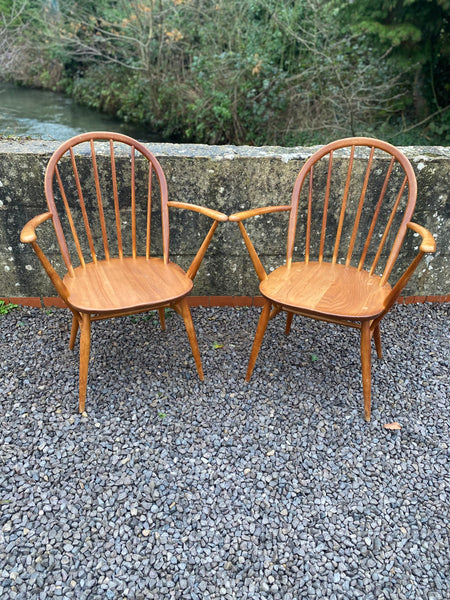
[287,137,417,286]
[44,132,169,275]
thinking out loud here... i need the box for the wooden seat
[230,137,436,420]
[21,131,227,412]
[64,258,193,314]
[260,262,392,320]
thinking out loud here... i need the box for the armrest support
[382,221,437,313]
[229,205,291,222]
[20,212,53,244]
[20,211,70,302]
[167,202,227,280]
[229,205,291,282]
[168,201,228,222]
[407,222,436,253]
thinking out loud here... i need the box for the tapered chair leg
[269,305,282,321]
[360,321,372,421]
[158,307,166,331]
[373,323,382,359]
[79,313,91,414]
[178,298,204,380]
[69,312,80,350]
[285,312,294,335]
[246,300,271,382]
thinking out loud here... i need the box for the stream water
[0,81,162,142]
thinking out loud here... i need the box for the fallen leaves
[383,422,402,430]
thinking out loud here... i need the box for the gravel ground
[0,302,449,600]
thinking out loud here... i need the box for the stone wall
[0,139,448,300]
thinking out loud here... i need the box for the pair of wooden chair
[21,133,435,420]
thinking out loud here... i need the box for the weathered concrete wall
[0,140,448,299]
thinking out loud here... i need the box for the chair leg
[373,323,382,359]
[285,312,294,335]
[246,300,271,382]
[79,313,91,414]
[158,307,166,331]
[269,305,282,321]
[69,312,80,350]
[178,298,204,381]
[360,321,372,422]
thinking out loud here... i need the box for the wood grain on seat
[260,262,392,320]
[64,257,193,314]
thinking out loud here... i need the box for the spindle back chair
[21,132,227,412]
[230,137,435,420]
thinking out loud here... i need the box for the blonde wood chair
[229,137,435,420]
[21,132,227,412]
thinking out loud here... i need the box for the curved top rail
[286,137,418,278]
[44,131,170,271]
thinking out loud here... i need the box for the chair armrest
[229,205,291,222]
[229,205,291,282]
[167,201,228,222]
[167,202,226,280]
[382,221,437,312]
[407,222,436,253]
[20,212,53,244]
[20,211,70,302]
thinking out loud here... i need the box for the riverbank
[0,82,163,142]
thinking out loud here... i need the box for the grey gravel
[0,302,449,600]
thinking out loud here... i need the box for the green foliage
[2,0,449,145]
[340,0,450,121]
[427,111,450,144]
[128,308,171,325]
[0,300,18,315]
[359,20,422,46]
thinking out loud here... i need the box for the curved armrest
[229,205,291,282]
[407,222,436,253]
[229,205,291,222]
[20,212,53,244]
[19,211,70,302]
[167,202,226,280]
[167,201,228,222]
[383,221,437,312]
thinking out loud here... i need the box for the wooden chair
[229,137,435,420]
[20,132,227,412]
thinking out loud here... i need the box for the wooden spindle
[358,156,395,271]
[319,152,333,263]
[55,165,84,271]
[370,175,407,278]
[110,140,123,259]
[346,146,375,266]
[70,147,97,263]
[131,146,136,258]
[90,139,109,260]
[146,165,153,259]
[305,166,313,264]
[332,145,355,264]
